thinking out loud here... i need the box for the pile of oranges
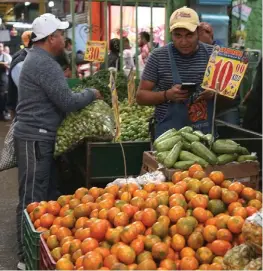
[27,164,262,270]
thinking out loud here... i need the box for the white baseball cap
[170,7,200,33]
[32,13,69,42]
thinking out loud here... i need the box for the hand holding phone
[166,84,189,102]
[181,83,197,93]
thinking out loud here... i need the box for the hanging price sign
[84,41,106,62]
[127,69,136,105]
[202,46,248,99]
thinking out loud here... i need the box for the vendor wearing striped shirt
[136,7,215,139]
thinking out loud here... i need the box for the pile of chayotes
[26,164,262,270]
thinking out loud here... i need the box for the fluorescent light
[25,1,31,6]
[48,1,54,7]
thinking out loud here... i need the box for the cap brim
[58,21,70,30]
[170,22,198,33]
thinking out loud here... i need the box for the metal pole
[70,0,76,78]
[120,0,124,70]
[165,0,172,43]
[135,1,139,80]
[89,0,93,75]
[104,0,108,69]
[150,1,153,50]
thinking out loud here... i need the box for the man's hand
[195,90,214,102]
[94,89,103,100]
[166,84,189,102]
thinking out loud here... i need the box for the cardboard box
[141,152,260,189]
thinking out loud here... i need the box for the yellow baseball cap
[170,6,200,33]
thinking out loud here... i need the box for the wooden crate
[141,152,260,190]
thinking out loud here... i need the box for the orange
[228,182,244,194]
[208,186,222,199]
[75,255,84,269]
[107,207,120,223]
[130,238,144,256]
[120,224,138,244]
[191,194,208,209]
[171,234,185,252]
[56,227,72,242]
[221,190,239,204]
[75,187,89,200]
[144,235,161,251]
[168,206,186,223]
[114,212,129,227]
[211,240,232,256]
[73,203,91,218]
[255,191,262,202]
[199,264,210,270]
[220,180,232,188]
[56,258,74,270]
[88,187,101,200]
[57,195,71,207]
[143,183,155,193]
[72,249,83,263]
[228,202,243,214]
[180,256,199,270]
[105,184,119,197]
[34,219,41,229]
[216,229,233,242]
[196,247,214,264]
[168,184,185,195]
[133,189,148,200]
[169,197,187,210]
[152,222,168,238]
[193,207,208,223]
[158,215,170,227]
[232,207,248,219]
[215,214,230,229]
[193,170,206,180]
[159,259,177,270]
[209,171,224,185]
[213,256,224,264]
[80,237,99,254]
[188,164,203,177]
[104,254,119,269]
[248,199,262,210]
[144,197,159,209]
[130,197,145,210]
[141,208,157,227]
[210,263,223,270]
[27,202,39,214]
[205,218,217,226]
[136,259,157,270]
[155,182,169,191]
[241,187,256,201]
[83,251,103,270]
[81,194,94,204]
[200,179,215,194]
[246,206,258,216]
[172,171,183,184]
[51,247,62,262]
[187,231,204,250]
[227,216,244,234]
[136,251,153,264]
[61,214,76,229]
[33,206,47,220]
[60,236,74,247]
[90,219,108,241]
[151,242,169,260]
[47,235,59,250]
[75,217,88,229]
[180,247,195,258]
[176,217,196,236]
[117,245,136,265]
[132,221,146,235]
[69,239,81,255]
[185,190,197,202]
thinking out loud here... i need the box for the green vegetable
[212,140,241,154]
[181,132,200,143]
[155,135,182,152]
[238,146,250,155]
[217,154,238,165]
[163,141,183,168]
[179,151,209,167]
[191,142,218,165]
[193,130,205,140]
[203,134,214,144]
[174,161,195,170]
[237,155,257,162]
[156,151,170,163]
[178,126,193,134]
[182,140,191,151]
[154,129,177,147]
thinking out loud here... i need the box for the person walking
[14,13,101,270]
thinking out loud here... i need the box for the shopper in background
[198,22,223,46]
[137,7,214,138]
[4,45,11,55]
[139,31,151,65]
[14,13,102,270]
[0,42,12,121]
[101,38,120,70]
[123,37,135,71]
[7,31,33,120]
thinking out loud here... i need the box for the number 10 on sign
[202,47,248,99]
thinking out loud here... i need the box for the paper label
[84,40,106,62]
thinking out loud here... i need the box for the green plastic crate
[23,210,41,270]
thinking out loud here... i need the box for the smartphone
[181,83,197,93]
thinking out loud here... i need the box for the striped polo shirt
[141,42,214,122]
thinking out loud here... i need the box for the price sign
[202,46,248,99]
[84,41,106,62]
[109,71,121,141]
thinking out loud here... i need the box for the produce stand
[56,141,150,194]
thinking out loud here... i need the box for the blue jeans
[216,108,240,125]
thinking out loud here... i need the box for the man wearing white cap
[137,7,215,139]
[14,13,101,269]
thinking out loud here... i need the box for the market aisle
[0,122,18,270]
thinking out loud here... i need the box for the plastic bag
[55,100,115,156]
[0,120,17,171]
[242,210,262,255]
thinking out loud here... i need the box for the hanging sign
[84,40,106,62]
[202,46,248,99]
[127,69,136,105]
[109,71,121,141]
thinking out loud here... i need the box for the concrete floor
[0,122,18,270]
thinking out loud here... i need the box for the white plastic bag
[0,120,17,171]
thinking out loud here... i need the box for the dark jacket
[7,48,28,110]
[243,59,262,134]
